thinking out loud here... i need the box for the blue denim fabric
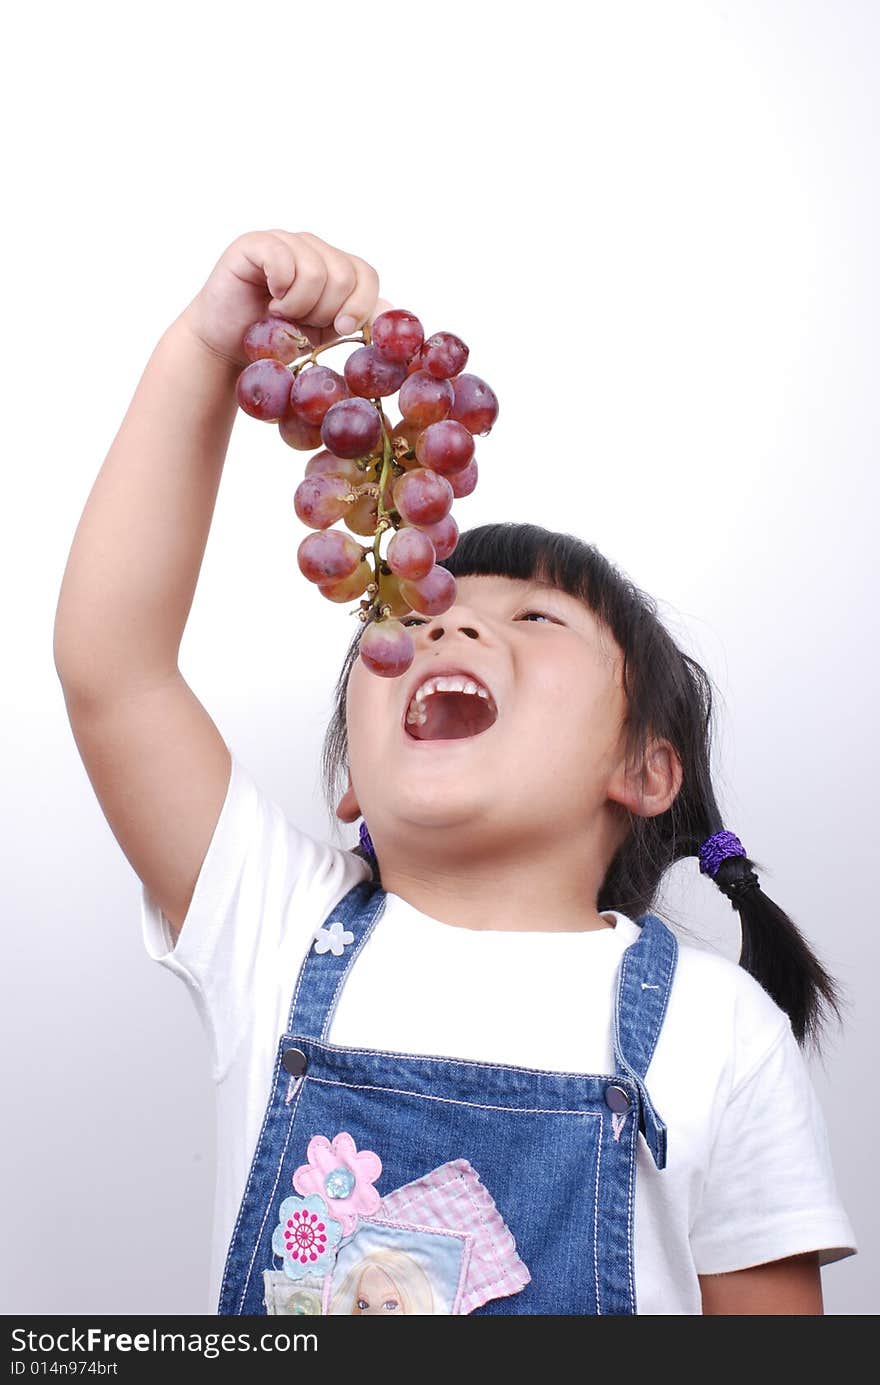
[218,880,677,1315]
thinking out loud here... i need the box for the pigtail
[709,851,846,1051]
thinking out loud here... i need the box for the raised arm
[53,230,383,942]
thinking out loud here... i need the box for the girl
[54,229,857,1316]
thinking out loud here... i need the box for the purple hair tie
[699,830,747,878]
[359,820,376,860]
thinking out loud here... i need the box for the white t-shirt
[140,753,857,1315]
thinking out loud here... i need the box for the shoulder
[660,925,792,1092]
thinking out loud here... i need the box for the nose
[420,601,483,642]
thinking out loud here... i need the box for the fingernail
[335,315,357,335]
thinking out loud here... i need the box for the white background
[2,0,876,1314]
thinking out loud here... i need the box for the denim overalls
[218,879,677,1316]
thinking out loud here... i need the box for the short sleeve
[690,1022,858,1273]
[140,750,370,1082]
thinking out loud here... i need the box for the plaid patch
[378,1157,530,1313]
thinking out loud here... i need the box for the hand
[181,229,393,368]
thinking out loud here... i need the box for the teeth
[405,675,493,728]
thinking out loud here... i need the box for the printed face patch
[322,1216,470,1316]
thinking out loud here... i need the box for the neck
[372,833,618,934]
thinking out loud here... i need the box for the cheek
[346,666,388,756]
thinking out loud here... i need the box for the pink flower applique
[292,1132,382,1235]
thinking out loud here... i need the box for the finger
[330,252,382,336]
[263,232,329,323]
[295,239,361,331]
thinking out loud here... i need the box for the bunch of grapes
[234,309,499,677]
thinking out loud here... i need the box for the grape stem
[292,332,366,375]
[369,399,396,622]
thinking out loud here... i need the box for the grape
[321,398,383,458]
[371,309,425,364]
[344,346,408,398]
[377,570,412,618]
[341,470,395,536]
[415,419,475,476]
[290,365,350,425]
[236,305,495,683]
[386,526,436,580]
[344,492,382,536]
[448,456,478,498]
[297,529,364,583]
[304,450,363,483]
[392,467,454,525]
[359,617,415,677]
[398,371,454,428]
[399,565,457,616]
[236,359,294,421]
[451,373,499,435]
[279,410,324,450]
[294,474,353,529]
[318,560,373,602]
[411,512,459,560]
[420,331,469,380]
[389,417,422,457]
[243,316,310,364]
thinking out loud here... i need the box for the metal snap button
[605,1084,632,1113]
[282,1047,308,1077]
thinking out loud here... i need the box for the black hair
[321,521,846,1052]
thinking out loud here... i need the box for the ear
[336,768,362,825]
[609,737,683,820]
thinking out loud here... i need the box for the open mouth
[404,690,499,742]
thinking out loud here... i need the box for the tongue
[408,691,494,741]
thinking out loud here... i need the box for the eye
[383,1299,399,1311]
[401,610,559,628]
[517,610,558,623]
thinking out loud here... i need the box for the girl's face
[354,1264,405,1314]
[342,574,636,875]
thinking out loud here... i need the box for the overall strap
[286,879,388,1040]
[613,912,678,1170]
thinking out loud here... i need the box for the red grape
[412,512,459,560]
[420,332,469,380]
[415,419,475,476]
[451,373,499,434]
[290,366,350,425]
[399,565,457,616]
[304,450,362,483]
[298,529,364,583]
[386,526,436,580]
[294,474,353,529]
[344,346,408,399]
[278,410,324,450]
[406,352,425,376]
[398,371,454,428]
[243,316,310,364]
[359,617,415,677]
[321,398,383,459]
[371,309,425,364]
[392,467,454,526]
[448,456,478,498]
[236,359,294,421]
[318,561,373,602]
